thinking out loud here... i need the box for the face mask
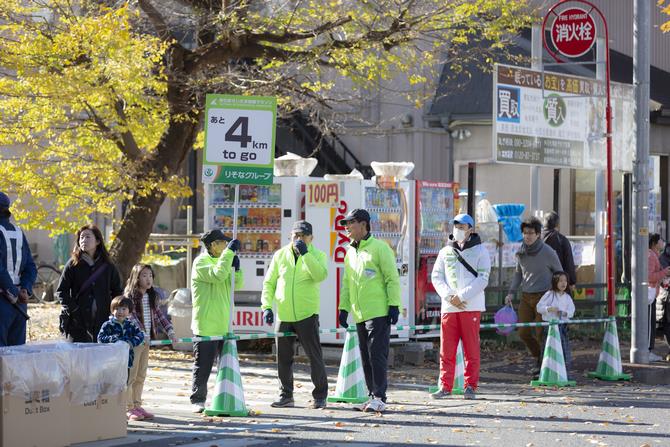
[453,228,469,242]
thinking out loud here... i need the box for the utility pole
[631,0,650,364]
[530,24,541,216]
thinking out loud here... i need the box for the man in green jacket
[261,220,329,409]
[338,209,401,413]
[190,229,243,413]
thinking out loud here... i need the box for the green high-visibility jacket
[339,235,401,323]
[261,243,328,322]
[190,248,243,336]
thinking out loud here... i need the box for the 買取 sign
[492,64,634,171]
[202,94,276,185]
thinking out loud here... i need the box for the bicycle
[30,263,62,303]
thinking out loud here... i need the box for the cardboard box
[0,382,70,447]
[68,391,126,444]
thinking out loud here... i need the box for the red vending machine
[414,181,459,337]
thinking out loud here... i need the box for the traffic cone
[203,339,249,416]
[327,331,368,403]
[587,317,631,381]
[531,322,576,387]
[429,339,465,395]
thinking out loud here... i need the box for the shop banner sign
[493,64,634,171]
[203,94,276,185]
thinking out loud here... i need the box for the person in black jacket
[542,212,577,291]
[56,224,123,342]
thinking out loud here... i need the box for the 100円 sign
[203,94,276,185]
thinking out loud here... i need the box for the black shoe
[271,396,295,408]
[310,399,327,409]
[463,386,476,400]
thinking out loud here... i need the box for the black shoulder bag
[453,249,479,278]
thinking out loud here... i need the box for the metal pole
[530,23,541,215]
[595,38,606,303]
[631,0,650,364]
[467,162,476,218]
[229,184,240,333]
[186,205,193,287]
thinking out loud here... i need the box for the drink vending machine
[305,178,414,344]
[203,176,310,332]
[414,181,459,337]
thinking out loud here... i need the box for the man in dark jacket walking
[542,212,576,290]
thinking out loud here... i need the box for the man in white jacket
[430,214,491,400]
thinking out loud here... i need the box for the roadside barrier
[530,321,576,387]
[148,317,622,415]
[149,318,613,345]
[428,339,464,395]
[327,331,368,404]
[202,339,249,417]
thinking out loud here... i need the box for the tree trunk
[109,95,201,281]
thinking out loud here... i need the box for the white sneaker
[191,402,205,413]
[364,398,386,413]
[354,397,372,411]
[649,352,663,362]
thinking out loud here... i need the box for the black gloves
[388,306,399,325]
[293,240,308,256]
[227,239,241,252]
[263,309,274,325]
[232,255,240,271]
[338,310,349,328]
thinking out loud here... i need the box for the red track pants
[438,311,481,391]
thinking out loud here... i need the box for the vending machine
[306,177,414,344]
[414,181,459,337]
[203,176,309,332]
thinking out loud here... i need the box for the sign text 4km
[203,94,276,185]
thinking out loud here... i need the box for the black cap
[200,229,231,246]
[339,209,371,226]
[292,220,313,235]
[0,192,10,209]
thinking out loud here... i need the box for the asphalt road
[74,349,670,447]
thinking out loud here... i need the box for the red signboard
[549,7,596,58]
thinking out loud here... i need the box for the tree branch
[250,16,353,44]
[83,102,141,161]
[137,0,180,43]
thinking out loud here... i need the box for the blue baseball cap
[453,213,474,228]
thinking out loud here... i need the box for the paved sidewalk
[74,349,670,447]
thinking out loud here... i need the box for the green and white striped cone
[328,331,368,403]
[587,317,631,381]
[429,340,464,395]
[203,339,249,416]
[531,322,576,387]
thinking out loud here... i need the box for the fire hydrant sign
[549,7,596,58]
[202,94,276,185]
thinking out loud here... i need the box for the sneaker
[354,397,373,411]
[127,408,144,421]
[463,386,476,400]
[649,351,663,362]
[137,407,154,419]
[310,399,327,409]
[191,402,205,413]
[271,396,295,408]
[364,398,386,413]
[430,388,450,399]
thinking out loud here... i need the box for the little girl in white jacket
[536,271,575,374]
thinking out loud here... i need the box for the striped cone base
[203,339,249,417]
[328,331,368,403]
[587,318,631,381]
[429,340,465,395]
[531,323,576,387]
